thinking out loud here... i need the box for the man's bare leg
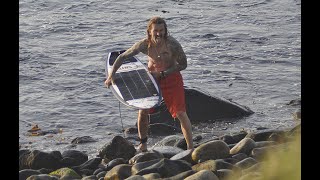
[137,109,149,151]
[176,111,194,149]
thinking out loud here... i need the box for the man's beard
[153,35,163,44]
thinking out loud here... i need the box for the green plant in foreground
[227,132,301,180]
[258,133,301,180]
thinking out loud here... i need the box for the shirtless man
[105,16,193,151]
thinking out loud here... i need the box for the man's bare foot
[188,147,194,153]
[136,143,147,153]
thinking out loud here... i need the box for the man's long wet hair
[147,16,168,48]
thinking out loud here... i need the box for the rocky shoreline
[19,122,300,180]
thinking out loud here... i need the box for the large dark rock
[98,135,136,161]
[19,150,62,171]
[149,86,254,124]
[61,150,88,167]
[135,158,192,178]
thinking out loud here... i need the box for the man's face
[150,23,165,44]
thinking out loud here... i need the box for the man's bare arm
[109,39,147,77]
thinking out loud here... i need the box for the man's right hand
[104,76,113,88]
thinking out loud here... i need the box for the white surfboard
[105,50,162,109]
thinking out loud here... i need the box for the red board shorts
[150,71,186,118]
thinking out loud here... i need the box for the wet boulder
[149,86,254,124]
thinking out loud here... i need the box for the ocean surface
[19,0,301,158]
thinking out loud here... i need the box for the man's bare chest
[148,45,174,62]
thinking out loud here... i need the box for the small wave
[19,74,43,81]
[235,0,273,8]
[64,3,90,11]
[250,37,269,45]
[193,33,218,39]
